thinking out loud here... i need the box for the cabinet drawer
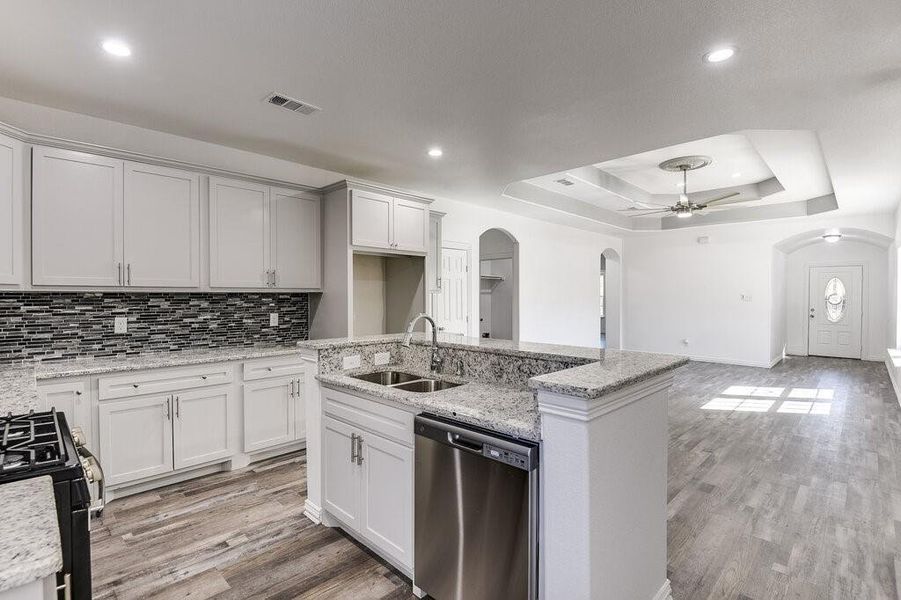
[243,355,305,381]
[322,387,414,447]
[99,364,233,400]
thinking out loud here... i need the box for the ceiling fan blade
[624,209,673,216]
[696,192,741,209]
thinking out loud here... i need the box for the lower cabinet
[99,386,233,486]
[323,407,414,571]
[37,379,93,451]
[243,375,306,452]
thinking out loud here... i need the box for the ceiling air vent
[266,92,321,116]
[555,178,574,186]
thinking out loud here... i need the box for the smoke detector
[265,92,321,116]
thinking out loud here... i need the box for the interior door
[270,187,321,288]
[98,395,174,486]
[124,162,200,287]
[807,265,862,359]
[323,416,361,529]
[209,176,270,287]
[174,387,232,469]
[242,377,295,452]
[434,247,469,335]
[32,146,124,286]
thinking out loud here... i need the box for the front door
[807,265,862,359]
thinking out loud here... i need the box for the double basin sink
[352,370,464,393]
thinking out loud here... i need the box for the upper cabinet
[32,147,200,288]
[351,189,428,253]
[209,176,321,289]
[32,147,124,286]
[0,133,23,285]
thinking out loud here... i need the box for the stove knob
[70,427,86,447]
[80,457,95,482]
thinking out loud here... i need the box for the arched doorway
[479,228,519,341]
[601,248,622,349]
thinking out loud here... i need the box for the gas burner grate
[0,409,67,474]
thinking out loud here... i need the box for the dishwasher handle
[448,432,483,453]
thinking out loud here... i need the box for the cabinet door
[209,177,270,287]
[360,432,414,569]
[38,380,92,452]
[242,377,295,452]
[32,147,123,286]
[271,187,321,289]
[351,190,393,249]
[392,198,428,253]
[174,386,232,469]
[98,395,173,486]
[323,416,361,529]
[124,162,200,287]
[0,133,22,285]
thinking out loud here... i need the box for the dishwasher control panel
[484,444,529,469]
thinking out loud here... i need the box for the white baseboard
[688,354,775,369]
[886,350,901,406]
[303,499,322,524]
[652,579,674,600]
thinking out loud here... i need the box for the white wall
[433,196,623,348]
[623,213,895,367]
[784,240,889,361]
[770,250,787,361]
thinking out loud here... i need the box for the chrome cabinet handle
[117,262,123,285]
[272,269,278,287]
[351,433,358,463]
[175,396,180,418]
[126,263,132,286]
[356,435,364,465]
[165,398,170,420]
[75,390,82,396]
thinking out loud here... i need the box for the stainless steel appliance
[414,414,539,600]
[0,409,104,599]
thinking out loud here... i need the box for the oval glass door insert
[824,277,847,323]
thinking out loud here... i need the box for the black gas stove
[0,409,101,599]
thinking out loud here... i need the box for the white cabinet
[37,380,93,451]
[426,211,444,293]
[209,177,270,288]
[123,162,200,287]
[32,147,201,288]
[271,187,321,289]
[210,177,321,289]
[32,147,123,286]
[242,376,300,452]
[351,190,428,253]
[99,395,174,486]
[0,132,23,285]
[322,388,414,571]
[173,387,232,469]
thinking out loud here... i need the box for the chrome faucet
[402,313,443,372]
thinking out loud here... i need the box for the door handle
[350,433,358,463]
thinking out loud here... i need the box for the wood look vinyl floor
[92,356,900,599]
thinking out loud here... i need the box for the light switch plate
[374,351,391,366]
[269,312,279,327]
[114,316,128,334]
[343,354,362,370]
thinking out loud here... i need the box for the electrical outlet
[269,312,279,327]
[343,354,362,370]
[374,351,391,366]
[114,316,128,334]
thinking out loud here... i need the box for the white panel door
[323,416,361,529]
[351,190,393,249]
[271,187,321,289]
[173,386,232,469]
[808,265,862,359]
[242,377,295,452]
[38,380,92,451]
[209,177,270,287]
[360,432,414,569]
[434,247,470,335]
[392,198,428,253]
[98,395,174,486]
[0,133,22,284]
[32,147,124,286]
[124,162,200,287]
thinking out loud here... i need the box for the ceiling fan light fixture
[676,210,693,219]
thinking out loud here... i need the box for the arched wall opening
[773,228,893,362]
[602,248,622,350]
[479,228,519,341]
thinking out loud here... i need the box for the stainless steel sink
[352,370,422,385]
[393,379,464,393]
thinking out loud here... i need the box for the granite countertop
[318,364,541,441]
[0,477,62,592]
[0,367,43,415]
[529,349,689,399]
[298,332,603,362]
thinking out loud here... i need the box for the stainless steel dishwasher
[414,413,539,600]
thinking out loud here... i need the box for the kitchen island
[298,332,687,600]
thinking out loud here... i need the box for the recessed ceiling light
[731,172,742,178]
[822,233,842,243]
[101,39,132,57]
[703,47,735,63]
[427,147,443,158]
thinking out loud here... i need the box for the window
[824,277,847,323]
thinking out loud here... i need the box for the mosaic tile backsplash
[0,292,309,364]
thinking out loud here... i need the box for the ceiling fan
[620,155,752,219]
